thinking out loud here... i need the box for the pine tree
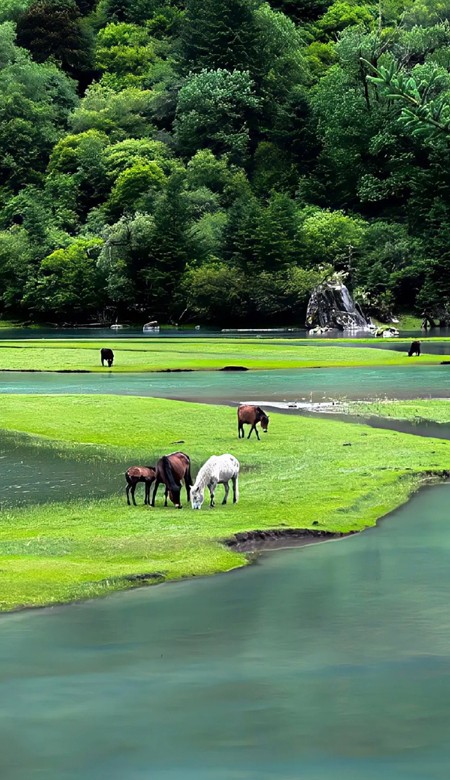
[181,0,258,74]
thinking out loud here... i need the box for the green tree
[16,0,93,77]
[24,238,104,320]
[181,0,258,73]
[175,69,261,164]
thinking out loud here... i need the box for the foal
[237,405,269,440]
[125,466,156,505]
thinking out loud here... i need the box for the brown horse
[151,451,192,509]
[125,466,156,506]
[237,405,269,440]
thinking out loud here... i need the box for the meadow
[1,393,449,611]
[0,337,448,372]
[349,399,450,424]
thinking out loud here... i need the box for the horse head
[261,414,269,433]
[191,486,204,510]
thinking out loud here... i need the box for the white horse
[191,454,240,510]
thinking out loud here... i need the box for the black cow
[408,340,421,357]
[100,347,114,367]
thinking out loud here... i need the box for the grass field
[348,399,450,424]
[1,393,449,611]
[0,337,448,372]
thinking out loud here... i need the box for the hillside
[0,0,449,325]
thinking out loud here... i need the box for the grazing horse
[237,405,269,440]
[101,347,114,367]
[191,454,240,509]
[125,466,156,506]
[151,451,192,509]
[408,340,421,357]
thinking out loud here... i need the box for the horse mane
[255,406,266,418]
[160,456,179,492]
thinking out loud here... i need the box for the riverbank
[0,337,449,372]
[340,399,450,424]
[1,394,450,611]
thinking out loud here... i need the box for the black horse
[100,348,114,367]
[408,340,421,357]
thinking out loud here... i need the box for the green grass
[1,393,450,611]
[348,399,450,424]
[0,337,448,372]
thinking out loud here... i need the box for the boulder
[306,281,372,332]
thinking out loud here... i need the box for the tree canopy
[0,0,449,324]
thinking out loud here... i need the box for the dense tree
[181,0,258,73]
[175,69,261,163]
[16,0,93,78]
[0,0,449,325]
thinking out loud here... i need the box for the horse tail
[185,456,193,487]
[161,456,179,492]
[125,471,132,485]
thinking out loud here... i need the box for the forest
[0,0,449,325]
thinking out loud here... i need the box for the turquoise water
[1,365,450,402]
[1,484,450,779]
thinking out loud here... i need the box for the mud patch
[225,527,355,553]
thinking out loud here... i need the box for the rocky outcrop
[306,282,372,332]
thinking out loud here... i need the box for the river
[0,364,449,403]
[1,484,450,779]
[1,342,450,779]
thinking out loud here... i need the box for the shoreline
[1,471,448,616]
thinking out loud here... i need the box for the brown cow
[237,405,269,440]
[125,466,156,506]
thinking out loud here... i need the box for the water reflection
[0,432,124,506]
[1,485,450,778]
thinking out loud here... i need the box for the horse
[408,340,421,357]
[125,466,156,506]
[151,451,192,509]
[101,348,114,367]
[237,405,269,440]
[191,454,240,509]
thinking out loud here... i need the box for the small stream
[1,484,450,779]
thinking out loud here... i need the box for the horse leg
[255,424,260,441]
[144,480,150,505]
[238,420,243,438]
[126,483,131,505]
[164,486,168,507]
[208,479,218,507]
[222,481,229,505]
[247,423,257,439]
[151,479,161,507]
[131,482,138,506]
[232,475,239,504]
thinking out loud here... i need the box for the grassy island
[0,393,449,611]
[0,337,448,372]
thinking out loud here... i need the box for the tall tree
[181,0,258,73]
[16,0,93,78]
